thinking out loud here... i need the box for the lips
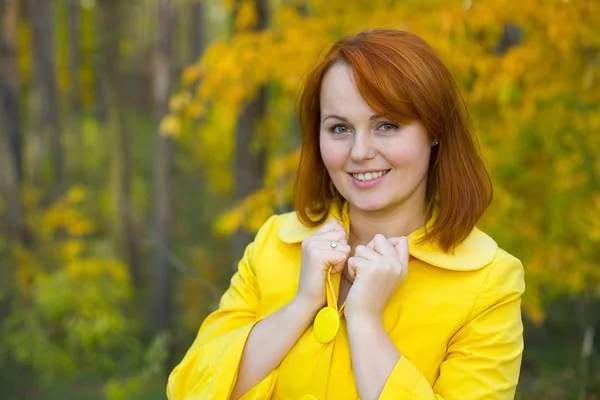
[348,169,390,189]
[349,169,390,182]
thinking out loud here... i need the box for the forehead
[320,63,374,116]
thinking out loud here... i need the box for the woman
[167,29,525,400]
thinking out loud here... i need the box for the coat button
[299,395,318,400]
[313,306,339,344]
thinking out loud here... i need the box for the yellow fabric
[167,198,525,399]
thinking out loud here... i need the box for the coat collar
[277,198,498,271]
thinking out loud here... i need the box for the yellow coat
[167,200,525,399]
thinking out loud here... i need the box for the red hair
[294,29,492,252]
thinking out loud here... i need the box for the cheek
[320,137,347,170]
[388,147,431,174]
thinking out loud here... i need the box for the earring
[432,139,439,147]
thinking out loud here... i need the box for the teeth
[352,170,388,181]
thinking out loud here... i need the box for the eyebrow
[322,114,383,123]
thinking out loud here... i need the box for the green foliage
[1,187,137,384]
[104,333,171,400]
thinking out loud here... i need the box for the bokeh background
[0,0,599,399]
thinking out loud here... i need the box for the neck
[348,199,428,247]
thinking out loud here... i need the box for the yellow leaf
[214,208,243,236]
[169,92,191,113]
[159,115,181,137]
[62,240,84,260]
[182,65,200,85]
[67,186,86,203]
[235,0,257,31]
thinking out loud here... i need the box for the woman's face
[319,63,433,213]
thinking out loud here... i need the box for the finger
[314,218,345,234]
[354,244,383,262]
[305,229,348,250]
[318,241,351,274]
[387,236,405,247]
[347,256,358,280]
[393,236,409,269]
[330,256,348,275]
[371,234,398,260]
[314,241,351,255]
[321,249,350,272]
[313,230,348,245]
[347,256,370,280]
[307,235,349,252]
[313,230,349,245]
[366,237,375,249]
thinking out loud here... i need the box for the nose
[350,131,376,162]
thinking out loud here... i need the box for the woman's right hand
[295,219,351,312]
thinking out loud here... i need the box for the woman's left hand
[345,234,409,320]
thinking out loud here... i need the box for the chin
[346,195,391,212]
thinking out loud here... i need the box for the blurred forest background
[0,0,599,399]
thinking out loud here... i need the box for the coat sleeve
[379,252,525,400]
[167,216,279,400]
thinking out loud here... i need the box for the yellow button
[299,395,318,400]
[313,306,339,344]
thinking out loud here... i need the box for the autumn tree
[0,0,25,243]
[167,0,600,330]
[151,0,175,335]
[28,0,64,196]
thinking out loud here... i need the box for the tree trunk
[0,0,26,243]
[232,0,269,266]
[93,2,108,124]
[0,116,25,243]
[0,0,23,184]
[190,1,207,62]
[28,0,64,197]
[577,296,596,400]
[150,0,174,335]
[68,0,82,172]
[98,0,141,288]
[68,0,81,115]
[0,0,27,352]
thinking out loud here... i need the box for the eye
[378,122,399,132]
[330,124,351,134]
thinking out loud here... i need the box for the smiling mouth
[349,169,390,182]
